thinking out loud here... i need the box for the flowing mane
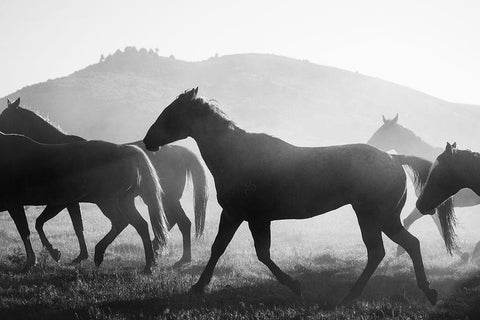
[177,90,237,132]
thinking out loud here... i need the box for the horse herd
[1,88,479,306]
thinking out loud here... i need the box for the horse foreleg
[190,211,241,294]
[397,208,424,256]
[385,226,437,305]
[67,203,88,264]
[342,218,384,305]
[167,200,192,268]
[121,197,154,274]
[8,206,35,270]
[249,221,302,297]
[36,205,65,262]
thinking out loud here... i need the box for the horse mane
[179,91,237,131]
[454,148,480,161]
[17,105,67,134]
[392,123,436,149]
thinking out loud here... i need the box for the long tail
[128,145,169,248]
[391,154,432,192]
[436,197,458,254]
[391,154,458,253]
[182,147,209,238]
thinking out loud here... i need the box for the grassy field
[1,194,480,320]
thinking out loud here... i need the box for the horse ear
[382,115,387,123]
[392,114,399,124]
[7,98,11,106]
[452,142,457,149]
[193,87,198,98]
[445,142,453,155]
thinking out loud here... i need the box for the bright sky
[1,0,480,104]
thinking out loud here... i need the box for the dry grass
[1,196,480,319]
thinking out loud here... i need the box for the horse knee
[255,247,271,264]
[35,219,44,233]
[370,246,385,263]
[135,219,149,233]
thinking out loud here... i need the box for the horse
[368,114,479,260]
[143,88,439,305]
[417,142,480,258]
[0,98,208,267]
[0,132,168,273]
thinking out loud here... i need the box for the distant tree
[124,46,137,54]
[139,48,148,55]
[215,53,219,58]
[99,54,105,62]
[169,54,175,59]
[155,48,159,55]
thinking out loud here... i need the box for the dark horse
[143,88,438,305]
[0,132,168,273]
[368,115,478,260]
[417,142,478,257]
[0,98,208,267]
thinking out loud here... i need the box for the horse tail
[182,147,209,238]
[391,154,432,192]
[436,197,458,254]
[128,145,169,248]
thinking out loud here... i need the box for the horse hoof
[339,293,356,306]
[70,253,88,265]
[425,288,438,306]
[51,249,61,262]
[173,258,191,269]
[22,260,35,272]
[94,255,103,268]
[189,283,205,294]
[142,267,152,275]
[289,279,303,298]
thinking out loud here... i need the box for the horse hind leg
[164,198,192,268]
[94,201,128,268]
[120,196,155,274]
[35,205,65,262]
[342,213,385,305]
[8,206,36,270]
[383,220,438,305]
[66,203,89,264]
[249,221,302,297]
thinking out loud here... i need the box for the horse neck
[28,122,72,144]
[191,125,241,175]
[455,153,480,193]
[392,129,440,160]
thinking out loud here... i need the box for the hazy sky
[1,0,480,104]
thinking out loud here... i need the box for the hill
[3,47,479,149]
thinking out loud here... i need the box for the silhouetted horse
[417,142,478,258]
[0,132,168,272]
[368,115,478,260]
[0,98,208,267]
[143,88,438,305]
